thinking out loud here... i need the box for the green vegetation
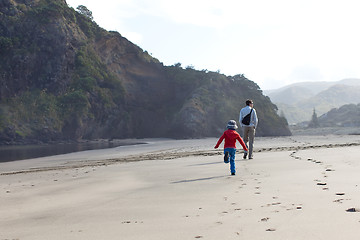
[0,1,126,142]
[73,45,125,106]
[58,90,90,118]
[28,0,70,23]
[1,90,62,139]
[76,5,93,21]
[0,36,12,52]
[0,105,10,132]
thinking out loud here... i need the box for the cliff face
[0,0,291,144]
[1,0,79,97]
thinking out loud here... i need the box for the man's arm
[252,109,258,128]
[239,109,244,128]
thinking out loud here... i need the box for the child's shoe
[224,151,229,163]
[243,151,248,159]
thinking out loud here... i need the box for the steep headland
[0,0,291,144]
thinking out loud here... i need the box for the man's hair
[246,99,253,106]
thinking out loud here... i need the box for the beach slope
[1,135,360,240]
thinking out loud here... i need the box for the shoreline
[2,126,359,164]
[2,138,360,176]
[0,137,148,146]
[2,126,358,146]
[1,134,360,175]
[0,138,148,163]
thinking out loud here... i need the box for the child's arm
[237,135,248,151]
[214,134,225,149]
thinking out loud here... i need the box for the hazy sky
[66,0,360,90]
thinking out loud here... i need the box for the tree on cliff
[76,5,93,21]
[308,108,320,128]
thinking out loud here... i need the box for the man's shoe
[231,172,236,175]
[224,152,229,163]
[243,152,247,159]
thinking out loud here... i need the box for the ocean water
[0,140,141,163]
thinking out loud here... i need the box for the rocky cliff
[0,0,291,144]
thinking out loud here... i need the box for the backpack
[241,109,253,125]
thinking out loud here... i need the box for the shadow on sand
[187,161,222,167]
[171,175,228,184]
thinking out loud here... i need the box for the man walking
[239,99,258,159]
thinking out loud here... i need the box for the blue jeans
[224,148,236,174]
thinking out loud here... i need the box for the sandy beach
[1,135,360,240]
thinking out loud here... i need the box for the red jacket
[215,129,248,151]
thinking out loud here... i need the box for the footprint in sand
[317,182,327,186]
[262,202,281,208]
[346,208,360,212]
[266,228,276,232]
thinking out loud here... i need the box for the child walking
[214,120,248,175]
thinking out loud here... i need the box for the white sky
[66,0,360,90]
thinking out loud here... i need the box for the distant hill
[265,86,314,105]
[318,103,360,127]
[264,79,360,124]
[265,78,360,97]
[0,0,291,144]
[301,85,360,110]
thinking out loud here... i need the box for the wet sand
[1,135,360,239]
